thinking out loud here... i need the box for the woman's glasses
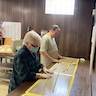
[31,44,38,48]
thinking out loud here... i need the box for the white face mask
[31,47,39,53]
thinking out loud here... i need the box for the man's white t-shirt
[40,34,58,67]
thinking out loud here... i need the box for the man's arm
[40,51,59,63]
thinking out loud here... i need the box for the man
[40,25,63,67]
[8,30,52,93]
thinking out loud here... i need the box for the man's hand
[59,55,64,59]
[52,59,59,63]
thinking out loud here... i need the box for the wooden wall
[0,0,94,59]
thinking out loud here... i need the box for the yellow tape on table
[22,93,42,96]
[66,63,78,96]
[22,80,43,96]
[60,57,79,65]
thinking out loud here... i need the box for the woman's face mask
[31,47,39,53]
[30,43,39,53]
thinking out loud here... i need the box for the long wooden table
[8,57,79,96]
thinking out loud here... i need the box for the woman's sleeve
[34,54,43,72]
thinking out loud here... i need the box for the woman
[8,30,52,93]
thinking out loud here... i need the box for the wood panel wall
[0,0,94,59]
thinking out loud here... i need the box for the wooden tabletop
[7,81,36,96]
[7,57,79,96]
[8,76,72,96]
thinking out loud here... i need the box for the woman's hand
[36,73,52,79]
[43,67,53,74]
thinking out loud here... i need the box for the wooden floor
[0,60,96,96]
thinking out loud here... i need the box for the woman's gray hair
[23,30,41,47]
